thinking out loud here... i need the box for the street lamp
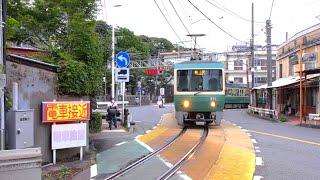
[110,4,122,100]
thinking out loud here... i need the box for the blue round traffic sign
[116,51,130,68]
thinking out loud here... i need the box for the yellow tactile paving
[204,122,255,180]
[137,126,168,144]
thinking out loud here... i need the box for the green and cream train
[174,61,225,126]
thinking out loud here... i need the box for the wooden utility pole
[299,47,303,125]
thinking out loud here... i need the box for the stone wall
[5,55,89,163]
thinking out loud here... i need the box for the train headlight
[182,100,191,108]
[210,101,216,108]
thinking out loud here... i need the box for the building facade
[275,23,320,117]
[223,45,277,87]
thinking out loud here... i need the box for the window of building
[234,77,243,84]
[307,88,317,107]
[254,77,267,84]
[279,64,283,78]
[234,60,243,70]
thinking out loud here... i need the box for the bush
[279,114,287,122]
[89,112,102,133]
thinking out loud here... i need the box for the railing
[248,105,276,119]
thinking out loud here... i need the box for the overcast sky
[97,0,320,52]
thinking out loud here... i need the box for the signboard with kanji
[42,101,90,123]
[52,123,87,149]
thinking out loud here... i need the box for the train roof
[174,60,224,69]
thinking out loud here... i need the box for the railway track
[157,127,208,180]
[101,127,208,180]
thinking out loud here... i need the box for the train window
[177,69,223,92]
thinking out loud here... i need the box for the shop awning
[253,74,320,90]
[253,76,300,90]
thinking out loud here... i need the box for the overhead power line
[187,0,242,42]
[153,0,185,45]
[168,0,200,49]
[269,0,275,20]
[168,0,191,35]
[206,0,264,24]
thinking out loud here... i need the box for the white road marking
[252,139,257,144]
[90,164,97,178]
[145,130,151,134]
[135,135,142,139]
[246,133,252,137]
[135,121,142,123]
[101,129,126,133]
[135,139,154,152]
[158,156,173,168]
[256,149,261,153]
[253,175,264,180]
[243,129,249,132]
[115,141,127,146]
[254,146,260,149]
[179,174,192,180]
[256,157,264,166]
[152,126,157,129]
[238,126,242,129]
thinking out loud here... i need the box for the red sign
[145,69,159,75]
[42,101,90,123]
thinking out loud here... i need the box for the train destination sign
[42,101,90,123]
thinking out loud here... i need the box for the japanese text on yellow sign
[42,101,90,123]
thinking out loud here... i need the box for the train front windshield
[177,69,223,92]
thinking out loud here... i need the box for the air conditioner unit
[256,66,261,70]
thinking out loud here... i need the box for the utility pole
[266,19,272,109]
[250,2,255,105]
[0,0,7,150]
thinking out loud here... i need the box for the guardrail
[248,105,276,119]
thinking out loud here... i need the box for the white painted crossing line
[254,146,260,149]
[135,138,154,152]
[115,141,127,146]
[246,133,252,137]
[252,139,257,144]
[152,126,157,129]
[145,130,151,134]
[90,164,97,178]
[101,129,126,133]
[135,135,142,139]
[243,129,249,132]
[158,156,173,168]
[238,126,242,129]
[253,175,264,180]
[256,157,264,166]
[256,149,261,153]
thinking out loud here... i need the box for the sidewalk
[42,118,129,180]
[285,115,320,128]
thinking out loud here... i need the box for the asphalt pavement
[223,109,320,180]
[92,104,175,153]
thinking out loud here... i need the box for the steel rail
[103,127,187,180]
[157,127,209,180]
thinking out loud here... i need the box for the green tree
[7,0,103,96]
